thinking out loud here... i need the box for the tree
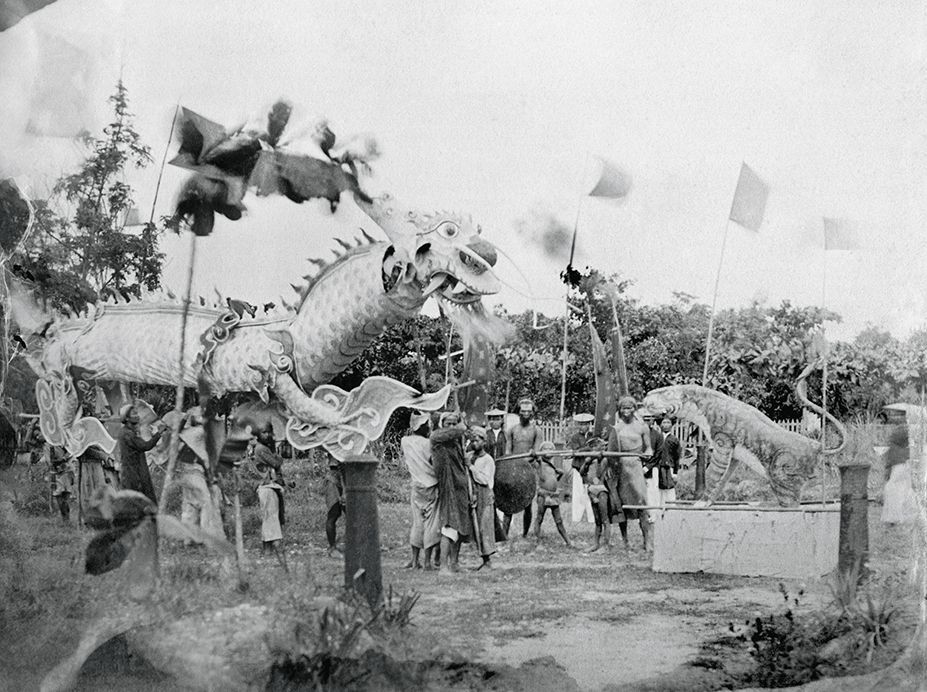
[15,81,165,311]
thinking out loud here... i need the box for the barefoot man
[402,411,440,570]
[467,425,497,569]
[502,398,540,538]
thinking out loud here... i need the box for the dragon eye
[435,222,460,239]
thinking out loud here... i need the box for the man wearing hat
[467,425,497,569]
[641,410,665,523]
[485,408,507,461]
[117,404,166,504]
[402,411,440,570]
[568,413,597,524]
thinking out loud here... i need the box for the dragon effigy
[641,363,847,506]
[11,193,501,461]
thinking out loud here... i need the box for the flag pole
[560,154,591,421]
[149,104,181,225]
[820,234,828,504]
[702,217,733,387]
[157,231,196,516]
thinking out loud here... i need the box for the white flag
[584,157,632,199]
[822,217,859,251]
[729,163,769,232]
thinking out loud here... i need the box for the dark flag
[588,307,616,438]
[458,337,495,425]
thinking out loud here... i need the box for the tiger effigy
[641,362,846,506]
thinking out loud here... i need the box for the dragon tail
[795,362,847,455]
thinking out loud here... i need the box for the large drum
[493,456,536,514]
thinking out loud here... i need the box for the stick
[702,218,733,387]
[609,298,630,397]
[233,467,246,588]
[149,104,181,225]
[820,248,828,506]
[157,232,197,516]
[495,450,647,462]
[558,290,571,422]
[620,504,840,513]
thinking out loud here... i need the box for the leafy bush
[749,572,905,687]
[748,583,853,687]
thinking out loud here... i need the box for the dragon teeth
[422,274,448,297]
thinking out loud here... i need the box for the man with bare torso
[502,398,541,538]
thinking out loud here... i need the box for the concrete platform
[651,503,840,579]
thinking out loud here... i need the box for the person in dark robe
[656,416,682,505]
[323,452,345,556]
[431,412,472,573]
[485,408,507,460]
[117,405,165,505]
[642,412,665,521]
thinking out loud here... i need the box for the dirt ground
[0,465,920,692]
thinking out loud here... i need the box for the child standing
[533,441,571,547]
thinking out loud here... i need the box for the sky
[1,0,925,342]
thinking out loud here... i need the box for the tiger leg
[704,433,738,504]
[765,452,803,507]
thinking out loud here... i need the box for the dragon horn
[795,362,847,455]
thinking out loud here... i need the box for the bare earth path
[0,486,916,691]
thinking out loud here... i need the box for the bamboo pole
[702,218,733,387]
[157,232,196,515]
[558,291,571,421]
[608,298,630,397]
[820,246,828,505]
[149,104,181,225]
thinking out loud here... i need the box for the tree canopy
[14,81,165,312]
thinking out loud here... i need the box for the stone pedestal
[652,505,840,578]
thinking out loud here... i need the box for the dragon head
[358,195,501,304]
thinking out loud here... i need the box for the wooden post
[342,454,383,607]
[837,461,870,576]
[695,443,708,498]
[233,468,248,590]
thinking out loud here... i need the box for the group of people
[398,394,685,572]
[16,404,169,523]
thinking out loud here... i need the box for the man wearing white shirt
[467,426,497,570]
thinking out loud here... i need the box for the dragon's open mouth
[421,272,484,304]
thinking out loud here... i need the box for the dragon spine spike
[359,228,375,244]
[336,238,353,251]
[307,257,326,267]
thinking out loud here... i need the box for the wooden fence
[535,418,806,445]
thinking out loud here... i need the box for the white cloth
[471,451,495,488]
[401,436,437,487]
[645,474,661,506]
[179,462,225,538]
[659,487,677,505]
[881,463,916,524]
[258,483,283,542]
[571,469,595,523]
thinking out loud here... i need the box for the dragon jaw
[358,195,501,306]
